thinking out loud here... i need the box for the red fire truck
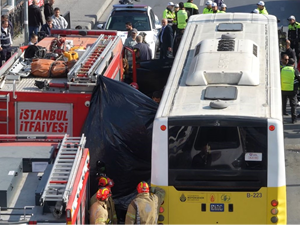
[0,29,131,136]
[0,134,89,224]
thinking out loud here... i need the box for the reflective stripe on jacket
[281,66,295,91]
[0,27,11,48]
[163,8,175,24]
[288,22,300,40]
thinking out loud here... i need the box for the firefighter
[288,15,300,62]
[125,181,165,224]
[184,0,199,17]
[163,2,176,35]
[90,187,111,224]
[256,1,268,15]
[202,1,213,14]
[90,175,117,224]
[212,2,219,13]
[219,3,227,13]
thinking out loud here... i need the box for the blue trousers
[29,26,39,41]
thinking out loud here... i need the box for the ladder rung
[51,174,69,181]
[0,121,8,124]
[50,180,68,184]
[0,109,7,111]
[44,195,63,198]
[47,184,67,188]
[0,95,8,100]
[57,159,75,162]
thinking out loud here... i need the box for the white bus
[151,13,286,224]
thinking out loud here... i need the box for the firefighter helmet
[98,175,115,188]
[96,187,111,201]
[136,181,149,193]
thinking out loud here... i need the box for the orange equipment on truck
[0,134,89,224]
[0,29,130,136]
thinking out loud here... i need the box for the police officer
[212,2,219,13]
[173,4,180,31]
[177,2,188,31]
[288,15,300,63]
[280,53,289,70]
[281,58,300,123]
[202,1,213,14]
[90,187,111,224]
[125,181,165,224]
[184,0,199,17]
[256,1,268,15]
[90,175,117,224]
[163,2,176,35]
[219,3,227,13]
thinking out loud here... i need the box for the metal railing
[8,1,24,39]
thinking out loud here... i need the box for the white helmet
[206,0,212,5]
[257,1,265,6]
[252,9,259,14]
[221,3,227,8]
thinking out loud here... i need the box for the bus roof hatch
[185,38,260,86]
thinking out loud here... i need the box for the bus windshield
[106,11,151,31]
[168,119,267,191]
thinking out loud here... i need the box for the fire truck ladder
[40,134,86,204]
[0,94,9,134]
[68,34,116,83]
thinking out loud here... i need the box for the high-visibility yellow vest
[258,7,268,15]
[163,8,175,23]
[218,10,226,13]
[177,10,188,29]
[203,7,213,14]
[281,66,295,91]
[184,2,198,10]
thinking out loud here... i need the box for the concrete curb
[83,0,113,30]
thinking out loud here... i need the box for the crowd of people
[89,174,165,224]
[280,15,300,123]
[0,0,70,65]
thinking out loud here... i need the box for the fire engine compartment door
[16,102,73,135]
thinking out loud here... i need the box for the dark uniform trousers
[282,89,298,120]
[0,46,12,67]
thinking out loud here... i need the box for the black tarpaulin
[82,76,157,199]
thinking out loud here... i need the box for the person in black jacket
[44,0,55,21]
[40,17,53,39]
[0,20,12,67]
[1,15,13,38]
[159,19,173,59]
[28,0,43,41]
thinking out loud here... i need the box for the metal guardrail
[8,1,24,39]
